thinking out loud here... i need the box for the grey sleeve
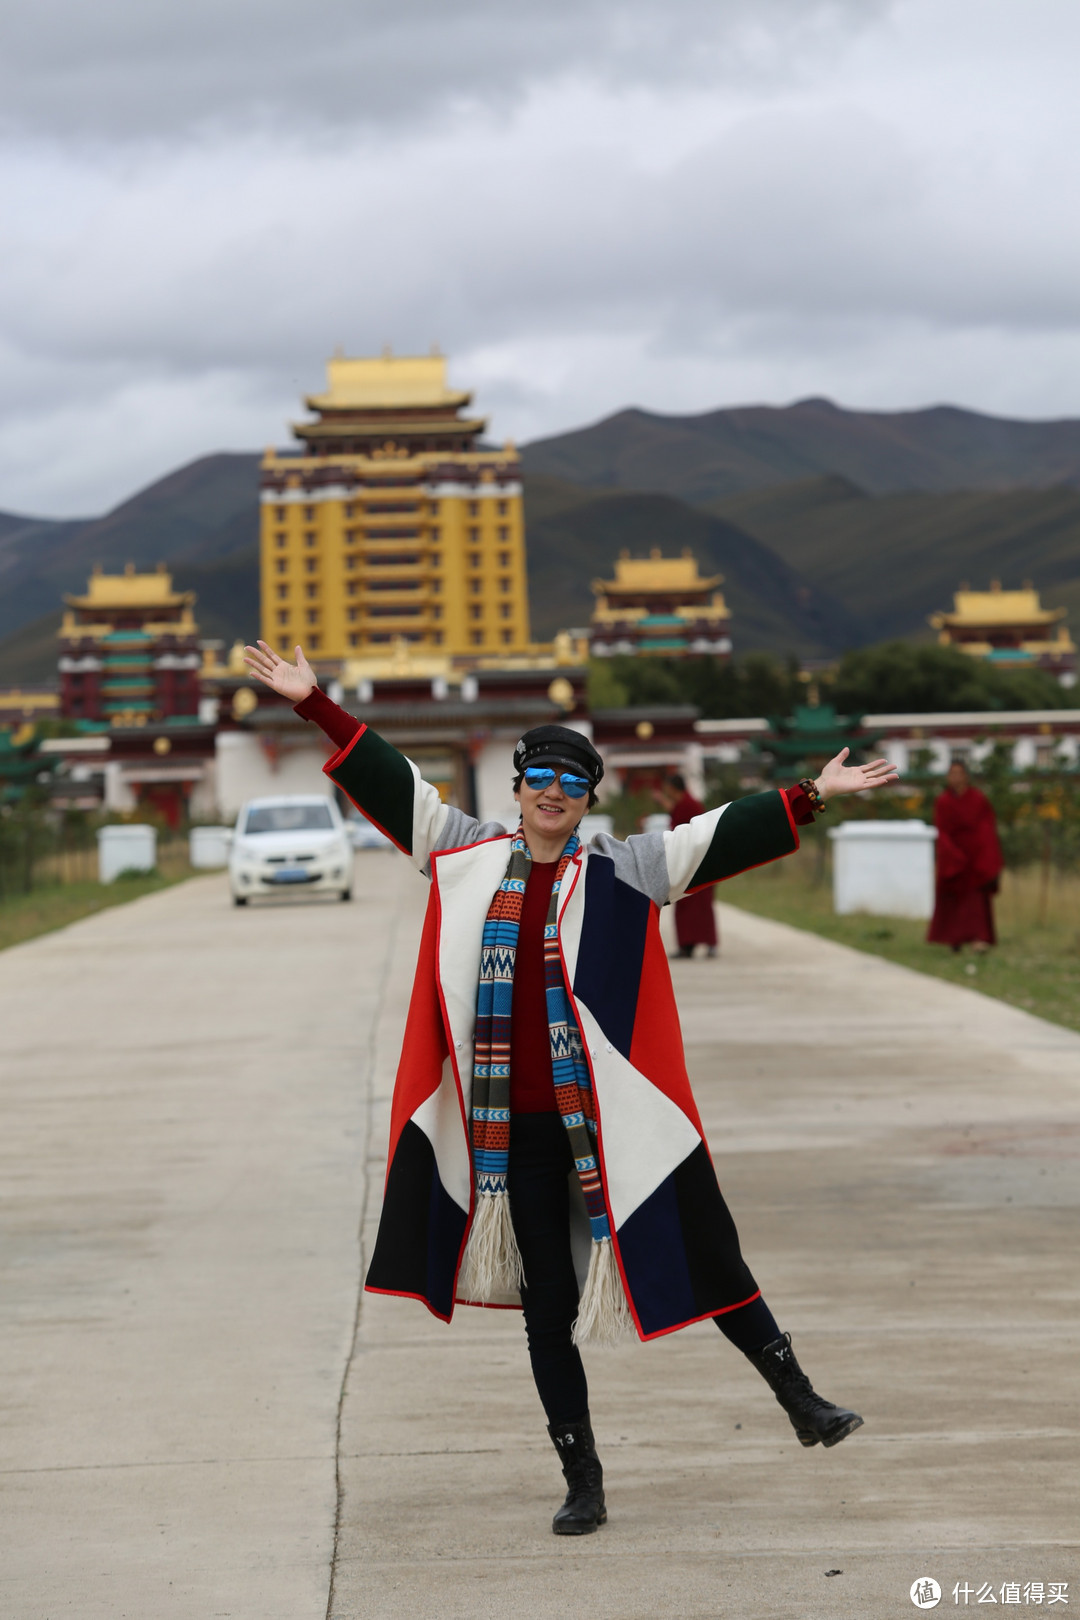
[585,829,670,907]
[420,807,512,877]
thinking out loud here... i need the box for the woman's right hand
[242,640,318,703]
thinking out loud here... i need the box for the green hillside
[4,400,1080,684]
[709,479,1080,643]
[522,399,1080,501]
[0,453,260,645]
[523,477,861,655]
[0,611,65,686]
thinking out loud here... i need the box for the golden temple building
[259,353,530,666]
[58,564,201,723]
[929,580,1076,682]
[590,548,732,658]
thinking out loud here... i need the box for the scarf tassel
[572,1236,635,1346]
[458,1190,524,1301]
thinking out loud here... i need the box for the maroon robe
[927,785,1003,947]
[669,791,719,950]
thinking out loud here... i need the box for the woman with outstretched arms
[245,640,899,1536]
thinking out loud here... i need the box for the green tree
[831,642,1068,714]
[587,653,797,718]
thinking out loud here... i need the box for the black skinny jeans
[507,1112,781,1426]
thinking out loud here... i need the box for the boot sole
[553,1506,607,1535]
[797,1414,864,1449]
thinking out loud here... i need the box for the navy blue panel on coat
[572,854,651,1058]
[366,1118,466,1318]
[617,1144,761,1336]
[616,1170,698,1336]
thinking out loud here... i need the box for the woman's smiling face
[515,773,591,847]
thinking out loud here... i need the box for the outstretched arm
[813,749,899,803]
[242,641,452,868]
[243,640,318,705]
[662,748,901,900]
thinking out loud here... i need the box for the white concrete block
[828,820,938,919]
[97,824,157,883]
[189,826,232,869]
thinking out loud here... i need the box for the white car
[229,794,353,905]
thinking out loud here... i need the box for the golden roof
[292,414,487,441]
[592,548,722,597]
[64,563,194,612]
[0,691,59,715]
[930,582,1065,629]
[261,444,517,473]
[305,354,472,412]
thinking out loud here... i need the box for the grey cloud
[11,93,1079,382]
[0,0,889,139]
[3,0,1080,515]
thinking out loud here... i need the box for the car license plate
[272,867,311,883]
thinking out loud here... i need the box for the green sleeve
[325,725,417,854]
[686,790,798,889]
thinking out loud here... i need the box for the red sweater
[509,861,560,1112]
[296,687,816,1113]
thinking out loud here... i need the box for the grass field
[0,842,193,955]
[721,843,1080,1035]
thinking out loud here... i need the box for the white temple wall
[215,732,335,822]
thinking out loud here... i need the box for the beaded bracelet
[798,777,827,814]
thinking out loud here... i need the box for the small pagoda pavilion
[58,564,201,724]
[929,581,1076,683]
[590,548,731,658]
[760,700,875,778]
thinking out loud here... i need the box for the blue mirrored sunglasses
[523,766,591,798]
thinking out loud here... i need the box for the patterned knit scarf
[457,826,633,1344]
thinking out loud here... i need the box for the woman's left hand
[815,748,900,802]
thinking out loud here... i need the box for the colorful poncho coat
[326,723,800,1342]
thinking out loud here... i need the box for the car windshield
[244,804,334,834]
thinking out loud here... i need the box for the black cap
[513,724,604,786]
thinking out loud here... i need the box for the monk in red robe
[927,762,1003,951]
[658,774,719,958]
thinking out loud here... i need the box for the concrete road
[1,862,1078,1619]
[0,863,402,1619]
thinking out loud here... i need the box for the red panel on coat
[627,912,705,1137]
[385,889,451,1175]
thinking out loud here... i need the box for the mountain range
[521,397,1080,500]
[3,398,1080,683]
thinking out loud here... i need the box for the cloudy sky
[3,0,1080,515]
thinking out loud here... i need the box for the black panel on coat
[366,1119,467,1318]
[572,855,651,1058]
[674,1141,759,1315]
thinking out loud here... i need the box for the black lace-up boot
[547,1413,607,1534]
[745,1332,864,1448]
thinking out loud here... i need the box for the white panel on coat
[555,852,585,983]
[411,1060,473,1217]
[663,803,727,901]
[573,1002,701,1232]
[409,757,451,869]
[432,835,515,1113]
